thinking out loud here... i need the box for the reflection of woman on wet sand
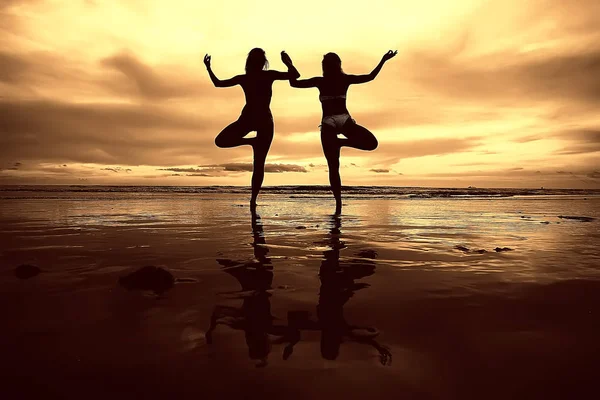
[286,51,397,214]
[283,216,392,365]
[205,213,296,367]
[204,49,300,210]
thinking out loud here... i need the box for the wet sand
[1,191,599,399]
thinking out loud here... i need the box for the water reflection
[206,213,391,366]
[284,215,392,364]
[205,210,294,367]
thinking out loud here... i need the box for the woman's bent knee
[366,137,378,151]
[215,135,232,148]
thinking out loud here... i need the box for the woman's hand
[203,54,211,68]
[382,50,398,62]
[281,51,293,67]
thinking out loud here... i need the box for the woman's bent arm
[290,76,321,88]
[204,53,242,88]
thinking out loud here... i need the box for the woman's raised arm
[347,50,397,85]
[204,54,242,88]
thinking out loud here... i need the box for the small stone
[15,264,41,279]
[495,247,513,252]
[558,215,594,222]
[474,249,487,254]
[119,266,175,294]
[357,249,378,259]
[455,245,470,253]
[296,226,307,229]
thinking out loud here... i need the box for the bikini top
[319,94,346,102]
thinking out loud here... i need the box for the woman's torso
[318,75,350,117]
[240,71,275,116]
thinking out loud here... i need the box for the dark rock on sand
[455,246,486,254]
[495,247,513,252]
[119,266,175,294]
[296,226,307,229]
[15,264,41,279]
[356,249,378,259]
[558,215,595,222]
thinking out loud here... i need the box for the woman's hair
[246,48,269,73]
[322,52,344,77]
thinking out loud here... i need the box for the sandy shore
[1,192,599,399]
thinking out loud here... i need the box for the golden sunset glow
[1,0,599,188]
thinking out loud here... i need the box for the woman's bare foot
[250,200,258,217]
[334,199,342,215]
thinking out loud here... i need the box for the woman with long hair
[204,49,299,210]
[288,50,397,214]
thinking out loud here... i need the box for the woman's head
[246,48,269,73]
[322,52,343,77]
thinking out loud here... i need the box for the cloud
[587,170,600,179]
[209,163,308,173]
[0,98,228,165]
[404,46,600,106]
[101,167,132,173]
[161,163,308,175]
[370,168,389,173]
[0,0,40,10]
[0,52,29,83]
[264,164,308,173]
[101,52,212,100]
[554,129,600,155]
[186,173,216,177]
[373,136,483,163]
[160,167,212,173]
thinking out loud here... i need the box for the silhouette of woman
[204,49,300,210]
[288,51,397,214]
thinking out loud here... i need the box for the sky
[1,0,599,188]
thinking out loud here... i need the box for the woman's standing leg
[321,126,343,214]
[250,117,274,209]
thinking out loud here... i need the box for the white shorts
[320,113,354,131]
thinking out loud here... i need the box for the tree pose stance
[204,49,300,210]
[288,51,397,214]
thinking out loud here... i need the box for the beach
[1,186,599,399]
